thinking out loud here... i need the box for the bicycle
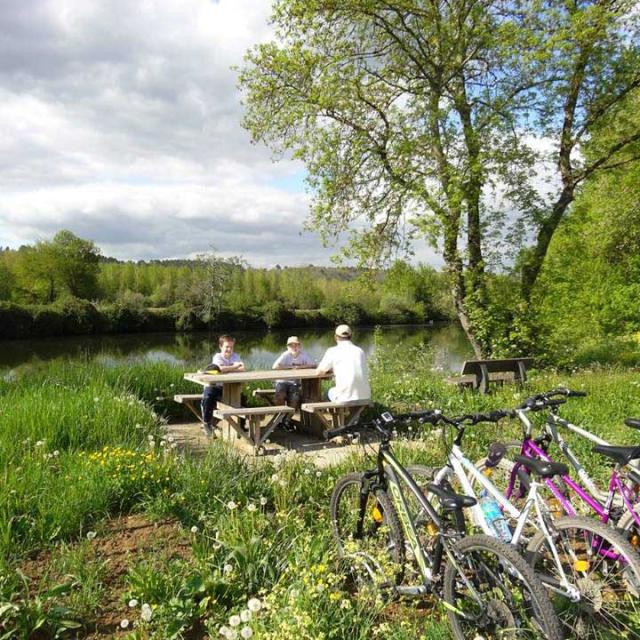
[420,408,640,639]
[326,410,562,640]
[473,389,640,546]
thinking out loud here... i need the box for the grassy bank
[1,350,639,638]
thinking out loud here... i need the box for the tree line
[0,235,454,339]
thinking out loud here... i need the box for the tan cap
[335,324,352,338]
[287,336,301,345]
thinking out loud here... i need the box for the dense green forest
[0,236,454,339]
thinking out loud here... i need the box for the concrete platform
[163,420,369,467]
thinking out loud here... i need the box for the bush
[0,302,35,339]
[321,301,366,326]
[54,297,103,335]
[261,300,292,329]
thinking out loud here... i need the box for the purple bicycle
[474,388,640,548]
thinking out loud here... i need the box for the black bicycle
[326,410,562,640]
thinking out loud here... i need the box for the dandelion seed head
[128,599,138,608]
[190,525,199,534]
[240,627,253,639]
[223,563,233,574]
[240,609,251,622]
[120,619,130,629]
[259,497,268,506]
[141,603,153,622]
[229,614,241,627]
[247,503,257,512]
[226,501,237,510]
[247,597,262,612]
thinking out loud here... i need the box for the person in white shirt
[272,336,315,409]
[317,324,371,401]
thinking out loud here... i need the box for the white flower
[279,479,286,487]
[94,397,99,402]
[160,440,166,447]
[141,603,153,622]
[246,503,257,512]
[147,434,155,441]
[229,615,241,627]
[86,531,97,541]
[316,471,322,478]
[120,619,130,629]
[219,626,230,637]
[190,525,199,534]
[52,450,59,457]
[226,631,238,640]
[304,468,311,475]
[223,563,233,574]
[167,435,175,443]
[171,442,178,449]
[247,598,262,612]
[35,440,45,447]
[128,599,138,608]
[241,627,253,639]
[270,473,279,482]
[226,501,237,510]
[240,609,251,623]
[259,497,268,506]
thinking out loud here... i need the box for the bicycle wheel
[444,533,562,639]
[330,472,405,589]
[526,515,640,639]
[616,503,640,552]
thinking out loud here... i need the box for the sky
[0,0,441,267]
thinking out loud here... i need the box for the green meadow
[1,344,640,638]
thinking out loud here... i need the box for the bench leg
[184,400,203,422]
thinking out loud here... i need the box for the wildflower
[94,397,99,402]
[340,599,351,609]
[240,609,251,622]
[167,435,175,443]
[226,501,237,510]
[141,603,153,622]
[86,531,97,541]
[120,619,130,629]
[316,471,322,478]
[229,614,241,627]
[191,525,199,534]
[304,468,311,475]
[279,479,286,487]
[128,599,138,608]
[246,503,257,512]
[35,440,45,447]
[52,450,59,457]
[247,597,262,612]
[259,496,268,506]
[270,473,279,482]
[223,563,233,574]
[241,628,253,639]
[219,626,230,637]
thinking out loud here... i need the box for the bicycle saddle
[514,455,568,479]
[592,444,640,466]
[625,418,640,430]
[427,483,477,511]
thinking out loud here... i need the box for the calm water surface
[0,324,472,375]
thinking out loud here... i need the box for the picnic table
[181,369,332,454]
[445,358,533,394]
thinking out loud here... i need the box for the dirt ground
[22,515,193,639]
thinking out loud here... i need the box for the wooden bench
[213,402,294,454]
[173,394,204,421]
[445,358,533,394]
[301,399,373,432]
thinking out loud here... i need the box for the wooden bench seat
[252,388,276,405]
[213,402,295,455]
[173,393,203,420]
[445,358,532,394]
[301,399,373,432]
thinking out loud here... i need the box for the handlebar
[516,387,587,412]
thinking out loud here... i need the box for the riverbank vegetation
[2,340,640,638]
[0,237,454,340]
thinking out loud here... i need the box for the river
[0,323,472,375]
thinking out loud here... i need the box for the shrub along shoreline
[1,346,639,638]
[0,299,450,341]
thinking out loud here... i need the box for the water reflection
[0,324,472,375]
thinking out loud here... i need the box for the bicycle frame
[509,409,640,529]
[370,443,487,606]
[433,441,579,599]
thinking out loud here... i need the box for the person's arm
[272,353,290,370]
[316,350,333,375]
[212,354,244,373]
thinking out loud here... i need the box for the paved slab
[164,420,375,467]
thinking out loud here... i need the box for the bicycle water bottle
[479,491,512,543]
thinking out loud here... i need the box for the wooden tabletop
[185,369,332,387]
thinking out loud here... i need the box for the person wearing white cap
[272,336,316,412]
[317,324,371,402]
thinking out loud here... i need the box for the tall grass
[2,349,640,637]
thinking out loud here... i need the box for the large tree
[240,0,640,356]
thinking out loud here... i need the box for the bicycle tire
[526,515,640,639]
[614,503,640,551]
[330,472,405,587]
[444,533,562,639]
